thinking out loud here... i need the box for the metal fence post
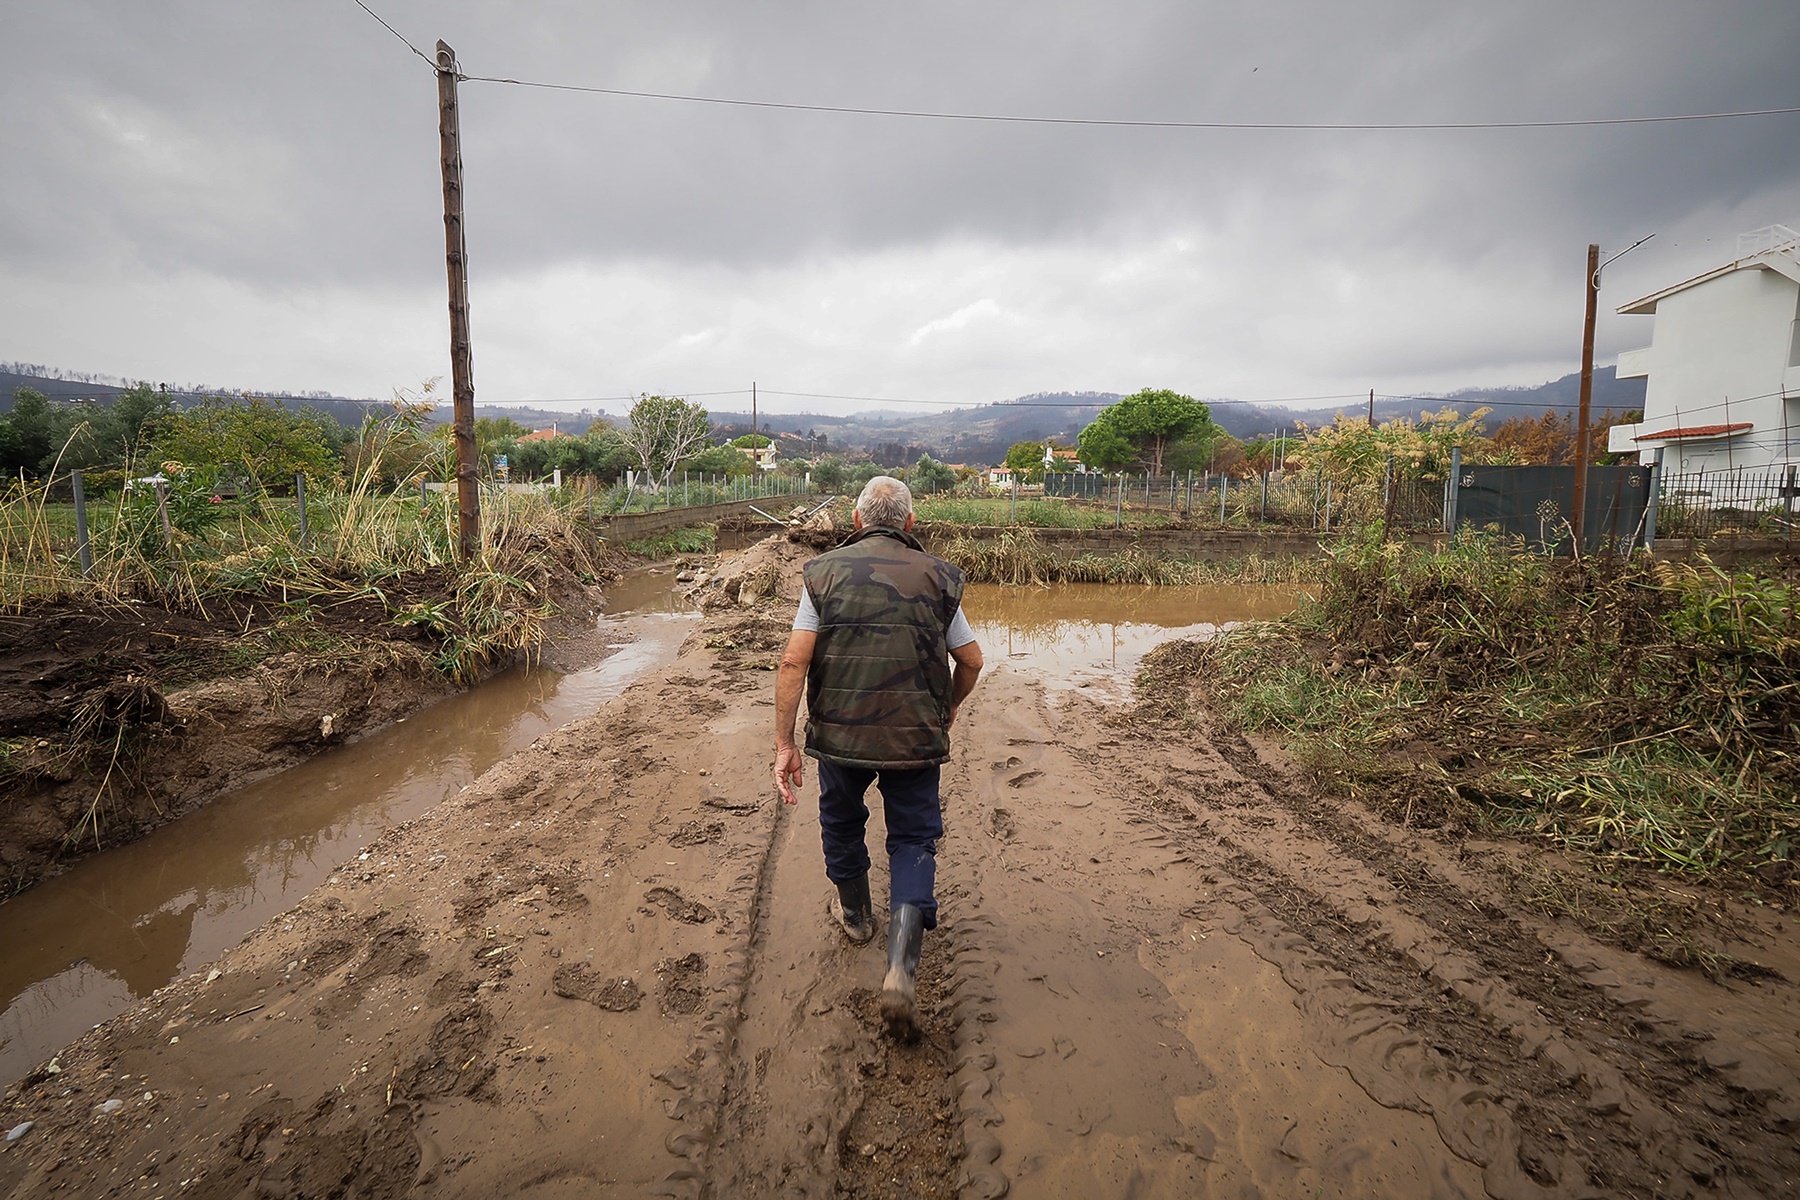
[71,469,93,577]
[1786,464,1796,545]
[1323,479,1332,533]
[1219,473,1229,525]
[1115,475,1123,527]
[1260,471,1269,524]
[1443,447,1463,533]
[1642,447,1664,551]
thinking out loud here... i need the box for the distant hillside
[1,368,384,429]
[9,361,1647,465]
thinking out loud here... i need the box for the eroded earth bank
[2,533,1798,1199]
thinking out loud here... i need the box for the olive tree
[618,394,712,491]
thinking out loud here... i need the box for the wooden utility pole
[437,39,480,561]
[1571,242,1599,551]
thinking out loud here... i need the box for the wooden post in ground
[1571,242,1599,553]
[437,39,480,561]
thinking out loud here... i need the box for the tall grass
[1147,525,1799,890]
[914,496,1176,529]
[935,527,1322,586]
[0,420,606,682]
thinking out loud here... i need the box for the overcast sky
[3,1,1798,417]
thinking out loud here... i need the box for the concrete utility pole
[1571,242,1599,551]
[437,39,480,561]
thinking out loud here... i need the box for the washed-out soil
[0,566,610,897]
[1,527,1797,1198]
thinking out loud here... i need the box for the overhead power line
[351,5,1800,133]
[450,75,1800,133]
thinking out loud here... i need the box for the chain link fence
[1040,471,1445,531]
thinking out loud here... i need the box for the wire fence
[1038,472,1446,531]
[563,470,813,517]
[1654,466,1800,540]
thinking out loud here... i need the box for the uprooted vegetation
[1140,528,1799,956]
[931,525,1322,586]
[1,466,622,892]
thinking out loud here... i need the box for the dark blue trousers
[815,759,943,930]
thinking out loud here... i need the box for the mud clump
[645,886,715,924]
[402,1002,496,1100]
[552,963,644,1011]
[657,953,707,1015]
[668,820,725,847]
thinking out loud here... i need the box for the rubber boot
[830,873,875,944]
[881,903,925,1041]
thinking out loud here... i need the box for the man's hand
[775,630,816,805]
[774,743,805,804]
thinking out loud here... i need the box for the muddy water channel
[0,573,1301,1085]
[0,572,699,1084]
[962,581,1304,693]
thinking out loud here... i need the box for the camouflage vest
[802,526,966,769]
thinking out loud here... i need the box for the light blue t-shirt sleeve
[793,589,820,632]
[793,590,977,650]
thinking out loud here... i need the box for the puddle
[0,577,698,1084]
[960,582,1305,697]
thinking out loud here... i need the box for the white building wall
[1626,267,1800,470]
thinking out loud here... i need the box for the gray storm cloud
[2,0,1797,408]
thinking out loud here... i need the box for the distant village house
[1608,224,1800,473]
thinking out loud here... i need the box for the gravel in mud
[2,533,1797,1198]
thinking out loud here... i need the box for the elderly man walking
[773,476,984,1038]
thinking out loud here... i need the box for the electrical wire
[451,73,1800,133]
[351,0,436,69]
[350,2,1800,133]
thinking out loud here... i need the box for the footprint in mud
[988,809,1017,841]
[991,756,1023,771]
[552,962,644,1012]
[1006,770,1044,789]
[668,820,726,848]
[657,953,707,1015]
[402,1001,496,1099]
[645,886,715,924]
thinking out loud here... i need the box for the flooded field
[0,574,1294,1085]
[0,579,698,1084]
[962,581,1303,691]
[5,538,1795,1200]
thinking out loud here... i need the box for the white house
[1607,224,1800,472]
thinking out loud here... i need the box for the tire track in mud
[930,682,1488,1198]
[1093,705,1800,1198]
[668,680,970,1199]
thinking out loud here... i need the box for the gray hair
[855,476,913,529]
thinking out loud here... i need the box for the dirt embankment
[0,571,611,897]
[2,530,1798,1198]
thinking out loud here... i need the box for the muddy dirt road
[2,539,1798,1198]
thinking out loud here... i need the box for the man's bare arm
[947,639,984,728]
[773,630,816,803]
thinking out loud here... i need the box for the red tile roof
[1633,422,1753,441]
[519,427,569,443]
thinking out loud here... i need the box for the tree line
[998,387,1644,485]
[0,385,970,498]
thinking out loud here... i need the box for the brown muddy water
[962,581,1304,696]
[0,573,1300,1084]
[0,572,698,1084]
